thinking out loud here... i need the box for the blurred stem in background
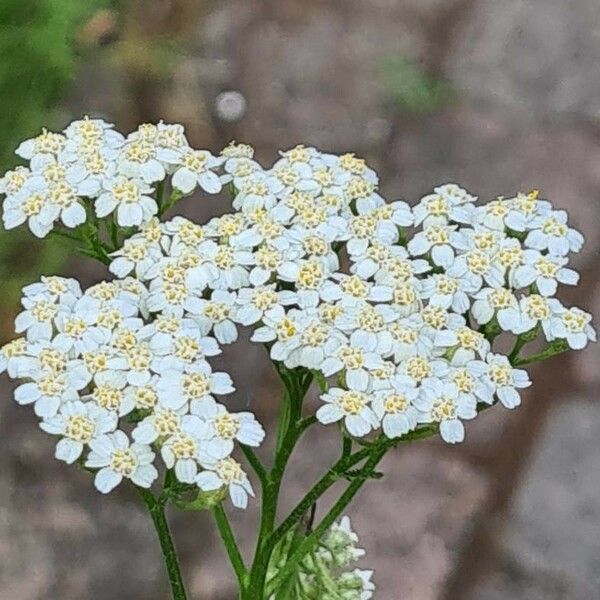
[0,0,112,334]
[379,55,454,115]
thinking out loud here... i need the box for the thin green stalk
[512,340,569,367]
[159,189,184,217]
[212,503,248,589]
[341,434,352,460]
[266,442,390,597]
[268,425,438,559]
[509,324,541,363]
[240,445,268,488]
[245,367,310,598]
[269,445,375,550]
[139,488,188,600]
[274,387,293,454]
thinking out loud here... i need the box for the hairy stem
[244,366,312,598]
[212,503,248,590]
[139,488,188,600]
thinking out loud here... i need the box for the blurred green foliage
[0,0,105,319]
[379,55,454,113]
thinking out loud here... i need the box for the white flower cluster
[1,275,264,505]
[2,120,595,504]
[0,118,226,236]
[269,516,374,600]
[105,143,594,445]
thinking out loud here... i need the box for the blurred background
[1,0,599,598]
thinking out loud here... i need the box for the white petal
[95,468,123,493]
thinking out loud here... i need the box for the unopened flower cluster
[268,516,374,600]
[1,118,595,504]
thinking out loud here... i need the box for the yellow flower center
[357,306,385,332]
[393,283,417,306]
[126,141,154,163]
[63,318,87,338]
[541,217,567,237]
[66,414,95,442]
[171,432,198,459]
[303,236,328,256]
[297,260,324,290]
[301,322,328,346]
[405,357,431,382]
[534,258,558,278]
[275,318,297,340]
[339,391,367,414]
[431,397,457,421]
[23,193,45,216]
[203,302,230,322]
[436,275,459,295]
[93,385,123,411]
[338,346,364,370]
[183,150,209,171]
[488,364,511,386]
[126,343,152,370]
[39,348,67,372]
[340,275,368,298]
[38,374,65,396]
[350,215,376,239]
[489,288,516,309]
[562,309,589,333]
[425,225,449,245]
[173,337,201,362]
[452,369,474,392]
[181,373,211,399]
[339,153,366,174]
[83,351,108,373]
[216,458,244,484]
[110,449,137,477]
[154,409,180,435]
[421,305,447,329]
[465,250,491,275]
[112,180,140,204]
[384,394,409,413]
[214,413,240,440]
[253,289,278,311]
[31,300,57,322]
[389,323,418,343]
[525,294,551,320]
[135,386,158,409]
[456,327,483,350]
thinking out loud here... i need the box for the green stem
[509,324,541,363]
[159,189,184,217]
[341,434,352,460]
[212,503,248,590]
[245,366,311,599]
[269,445,375,550]
[266,442,390,597]
[268,425,437,565]
[512,339,570,367]
[241,445,268,488]
[139,488,188,600]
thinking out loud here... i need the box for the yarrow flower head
[1,119,596,600]
[1,121,595,506]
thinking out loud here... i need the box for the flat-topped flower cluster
[1,275,263,505]
[0,118,595,507]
